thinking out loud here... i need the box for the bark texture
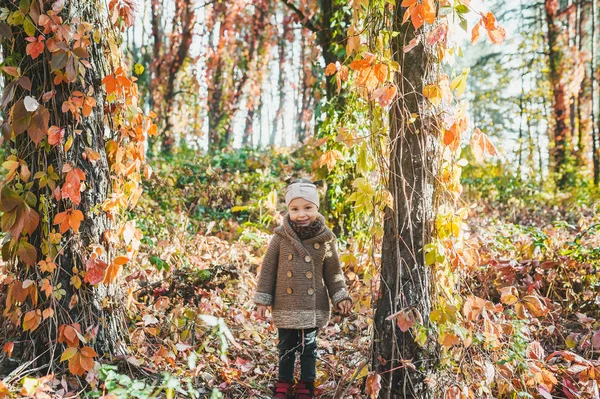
[371,10,438,399]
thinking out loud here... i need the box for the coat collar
[275,213,335,257]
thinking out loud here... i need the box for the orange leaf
[40,278,52,298]
[373,64,388,82]
[325,62,338,76]
[470,128,499,162]
[522,295,549,318]
[499,286,519,305]
[68,352,84,375]
[22,309,41,332]
[25,36,45,59]
[58,323,81,347]
[103,262,122,284]
[3,342,14,358]
[48,126,65,146]
[318,150,344,172]
[53,209,84,234]
[42,308,54,320]
[372,85,397,107]
[471,22,481,45]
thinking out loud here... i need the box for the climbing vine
[0,0,154,378]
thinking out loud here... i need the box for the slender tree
[371,6,438,399]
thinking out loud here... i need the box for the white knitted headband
[285,183,319,208]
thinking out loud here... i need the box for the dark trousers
[277,328,318,382]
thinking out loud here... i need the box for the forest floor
[1,152,599,398]
[111,159,599,398]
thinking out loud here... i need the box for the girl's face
[288,198,318,226]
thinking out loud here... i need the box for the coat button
[305,271,313,279]
[307,288,314,295]
[314,243,320,249]
[288,254,293,261]
[304,255,311,263]
[287,271,293,278]
[287,287,293,294]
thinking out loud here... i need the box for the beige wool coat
[254,214,351,329]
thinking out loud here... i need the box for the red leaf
[84,256,108,285]
[25,36,45,59]
[108,0,137,28]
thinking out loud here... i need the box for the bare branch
[280,0,319,33]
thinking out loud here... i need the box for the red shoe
[273,380,293,399]
[295,381,314,399]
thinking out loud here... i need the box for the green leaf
[458,14,468,32]
[23,17,34,36]
[455,5,469,14]
[7,10,24,26]
[19,0,30,15]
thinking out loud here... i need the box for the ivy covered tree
[0,0,152,374]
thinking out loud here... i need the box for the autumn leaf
[58,323,82,347]
[40,278,52,298]
[325,62,338,76]
[22,309,42,332]
[109,0,137,28]
[499,286,519,305]
[48,125,65,146]
[318,150,344,172]
[3,342,14,358]
[28,105,50,146]
[449,68,470,98]
[423,84,443,106]
[471,22,481,45]
[61,167,86,205]
[25,35,45,59]
[84,256,109,285]
[365,372,382,399]
[372,85,397,108]
[427,23,448,46]
[42,308,54,320]
[53,208,84,234]
[403,36,421,53]
[470,128,499,162]
[522,295,549,318]
[17,239,37,266]
[103,255,129,284]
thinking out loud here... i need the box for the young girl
[254,179,352,399]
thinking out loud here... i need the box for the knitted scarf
[288,216,325,240]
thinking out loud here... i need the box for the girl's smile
[288,197,318,225]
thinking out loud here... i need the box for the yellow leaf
[450,68,470,98]
[60,347,78,362]
[64,134,73,153]
[423,84,442,106]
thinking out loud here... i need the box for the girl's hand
[337,299,352,315]
[256,304,270,319]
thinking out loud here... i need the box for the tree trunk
[371,9,437,399]
[271,32,288,147]
[592,0,599,184]
[545,0,573,188]
[0,0,127,373]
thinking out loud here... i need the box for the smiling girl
[254,178,352,399]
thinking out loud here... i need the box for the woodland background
[0,0,598,398]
